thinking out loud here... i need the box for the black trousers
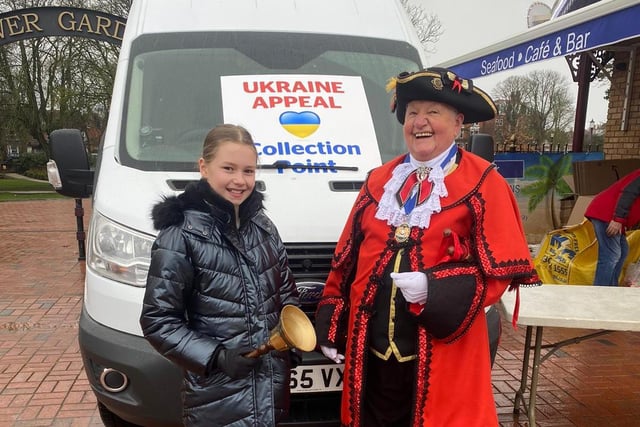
[362,352,415,427]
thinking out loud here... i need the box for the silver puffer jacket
[140,179,299,426]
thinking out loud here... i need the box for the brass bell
[245,305,316,358]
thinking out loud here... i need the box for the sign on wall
[0,7,126,46]
[449,3,640,79]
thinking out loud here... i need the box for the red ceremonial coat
[315,150,539,427]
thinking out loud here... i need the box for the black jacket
[140,179,298,426]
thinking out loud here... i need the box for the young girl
[140,124,299,426]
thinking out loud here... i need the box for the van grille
[329,180,363,191]
[285,242,336,319]
[285,242,335,280]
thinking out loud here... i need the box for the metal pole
[572,52,592,152]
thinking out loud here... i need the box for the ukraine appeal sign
[220,74,381,174]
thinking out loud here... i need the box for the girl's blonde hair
[202,124,257,163]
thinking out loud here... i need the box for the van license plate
[290,364,344,393]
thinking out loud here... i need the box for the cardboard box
[567,195,595,226]
[572,159,640,196]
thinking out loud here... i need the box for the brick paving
[0,199,101,427]
[1,199,639,426]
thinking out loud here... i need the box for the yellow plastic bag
[534,220,640,285]
[623,261,640,287]
[534,220,597,285]
[622,230,640,286]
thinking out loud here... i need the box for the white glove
[320,345,345,364]
[390,271,428,305]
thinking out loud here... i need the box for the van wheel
[97,402,141,427]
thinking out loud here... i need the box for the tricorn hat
[387,67,497,124]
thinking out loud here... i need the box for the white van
[48,0,429,425]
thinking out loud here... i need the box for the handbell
[245,305,316,358]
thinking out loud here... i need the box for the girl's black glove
[215,347,260,379]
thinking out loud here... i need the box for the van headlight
[87,212,154,287]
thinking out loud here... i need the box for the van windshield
[121,32,422,171]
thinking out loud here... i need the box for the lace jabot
[375,143,457,228]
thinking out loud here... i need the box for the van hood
[93,164,198,237]
[93,162,361,243]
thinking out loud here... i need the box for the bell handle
[245,342,274,358]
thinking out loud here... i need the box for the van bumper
[79,305,341,426]
[79,306,184,427]
[80,303,496,426]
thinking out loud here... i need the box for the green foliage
[0,176,62,202]
[24,168,48,181]
[521,154,573,228]
[13,152,48,174]
[521,179,549,213]
[0,192,62,202]
[0,177,52,191]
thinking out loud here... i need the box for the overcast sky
[414,0,609,125]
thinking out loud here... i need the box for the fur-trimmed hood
[151,179,264,230]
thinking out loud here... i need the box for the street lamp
[589,119,595,150]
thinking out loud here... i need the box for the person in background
[140,124,299,426]
[314,68,540,427]
[585,169,640,286]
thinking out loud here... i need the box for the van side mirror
[469,133,494,162]
[48,129,94,198]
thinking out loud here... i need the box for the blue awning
[437,0,640,79]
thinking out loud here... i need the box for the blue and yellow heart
[279,111,320,138]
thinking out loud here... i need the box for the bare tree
[400,0,442,53]
[1,36,119,152]
[525,70,574,145]
[0,0,130,154]
[493,70,574,149]
[89,0,131,17]
[493,75,531,146]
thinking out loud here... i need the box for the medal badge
[416,166,429,182]
[394,223,410,243]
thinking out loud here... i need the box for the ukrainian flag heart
[279,111,320,138]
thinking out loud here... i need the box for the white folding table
[499,285,640,425]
